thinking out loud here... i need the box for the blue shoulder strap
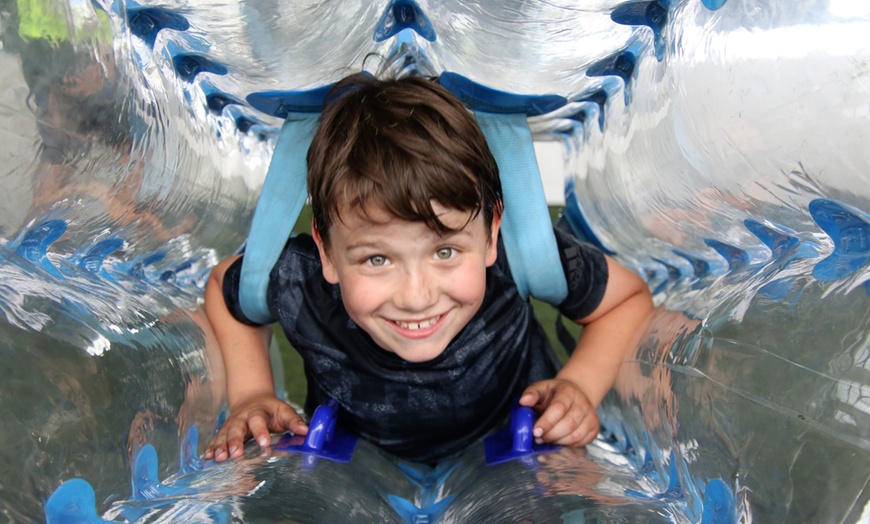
[440,72,568,304]
[238,112,320,324]
[474,111,568,304]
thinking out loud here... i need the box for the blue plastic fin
[701,0,729,11]
[387,493,454,523]
[674,248,718,278]
[246,84,337,118]
[743,219,802,260]
[701,240,751,271]
[179,425,202,474]
[77,237,124,276]
[238,112,320,324]
[12,219,67,279]
[126,250,166,281]
[440,72,566,116]
[274,398,358,465]
[700,478,736,524]
[610,1,668,59]
[125,7,190,48]
[809,199,870,281]
[374,0,437,42]
[562,178,613,254]
[473,111,568,304]
[484,401,560,465]
[172,53,228,82]
[45,478,116,524]
[132,444,193,500]
[586,50,637,88]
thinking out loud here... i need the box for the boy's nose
[394,267,436,312]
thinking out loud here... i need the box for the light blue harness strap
[239,112,320,324]
[473,111,568,304]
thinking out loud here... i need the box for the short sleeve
[221,256,266,327]
[553,226,609,321]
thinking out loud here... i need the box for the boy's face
[313,201,501,363]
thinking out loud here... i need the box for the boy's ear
[312,223,340,284]
[485,209,502,267]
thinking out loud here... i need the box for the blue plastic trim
[274,398,358,464]
[171,54,228,82]
[132,444,194,500]
[809,199,870,281]
[45,478,114,524]
[652,257,684,282]
[562,178,615,254]
[701,240,751,271]
[234,115,257,133]
[484,401,559,465]
[700,478,736,524]
[246,84,336,118]
[123,250,166,280]
[440,72,567,116]
[587,50,637,87]
[11,219,67,279]
[674,248,720,277]
[126,7,189,48]
[374,0,437,42]
[206,92,238,112]
[473,111,568,304]
[743,219,805,260]
[77,237,124,277]
[611,1,668,59]
[572,88,609,130]
[201,84,243,113]
[179,426,202,474]
[701,0,729,10]
[238,112,320,324]
[388,494,453,523]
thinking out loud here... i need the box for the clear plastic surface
[0,0,868,522]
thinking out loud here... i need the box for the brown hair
[307,73,502,244]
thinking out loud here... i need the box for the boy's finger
[224,418,252,458]
[206,429,230,461]
[533,398,569,440]
[518,389,541,408]
[520,381,556,409]
[552,417,599,447]
[247,414,271,449]
[279,409,309,436]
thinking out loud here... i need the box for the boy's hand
[204,394,309,462]
[519,379,599,447]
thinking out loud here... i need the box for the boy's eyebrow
[343,239,387,252]
[343,227,474,252]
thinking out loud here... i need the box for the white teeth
[396,316,439,330]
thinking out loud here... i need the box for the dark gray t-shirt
[223,227,607,463]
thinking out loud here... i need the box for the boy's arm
[203,255,308,461]
[520,256,653,446]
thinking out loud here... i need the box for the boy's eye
[435,247,455,260]
[367,255,388,266]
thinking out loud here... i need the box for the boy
[204,73,653,464]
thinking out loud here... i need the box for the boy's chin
[386,343,449,364]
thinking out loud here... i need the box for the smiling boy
[204,73,653,464]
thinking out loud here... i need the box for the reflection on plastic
[0,0,867,522]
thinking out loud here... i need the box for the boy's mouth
[394,315,441,331]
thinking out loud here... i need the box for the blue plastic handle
[303,398,339,452]
[484,400,560,465]
[511,404,534,454]
[274,398,357,465]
